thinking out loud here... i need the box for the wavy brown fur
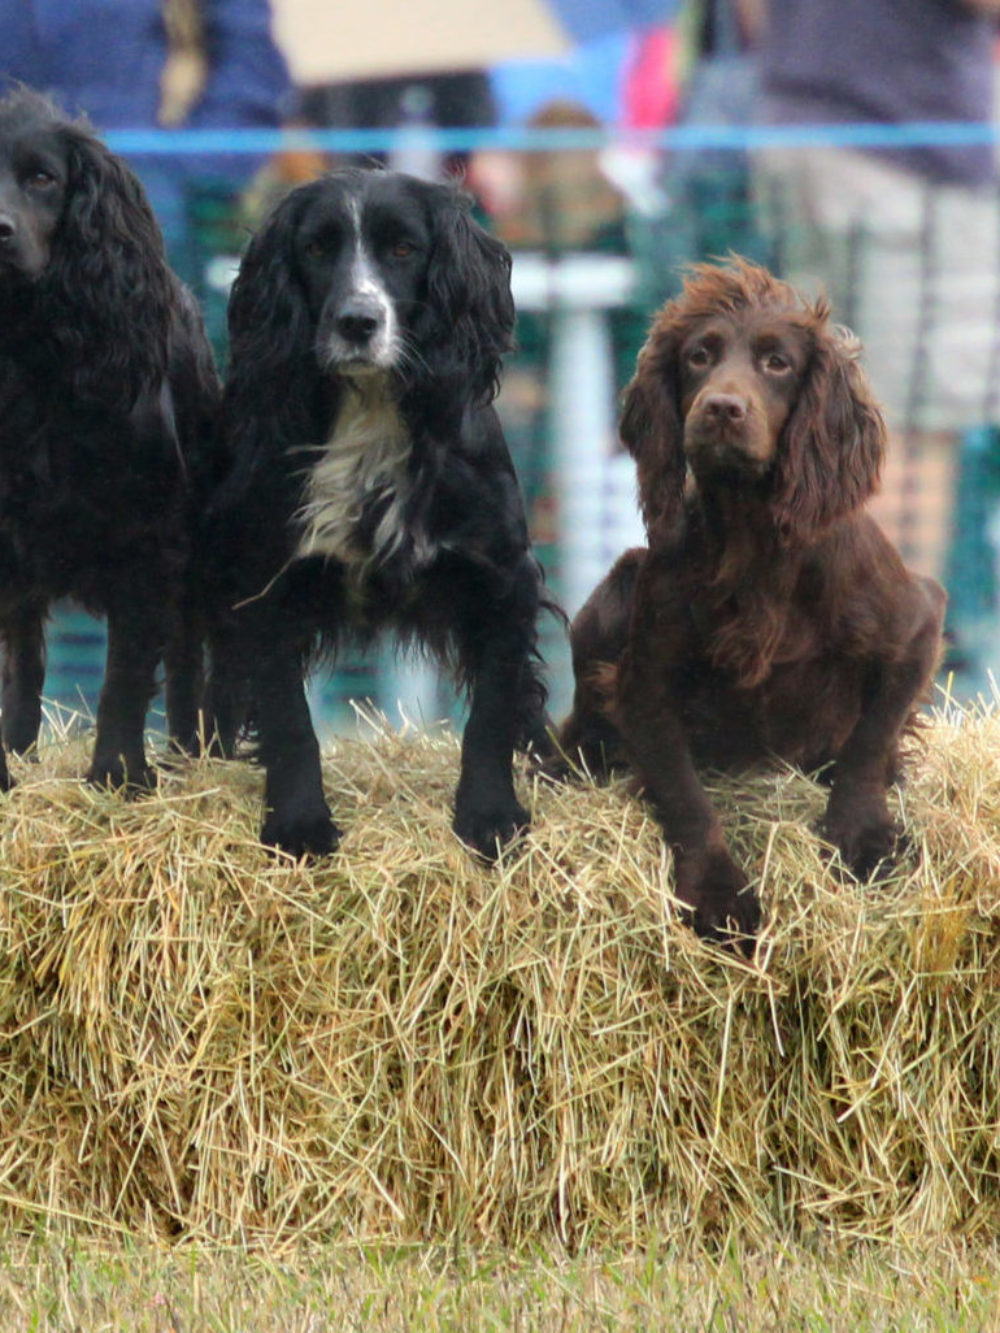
[558,259,946,950]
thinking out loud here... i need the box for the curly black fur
[0,87,220,788]
[206,168,557,859]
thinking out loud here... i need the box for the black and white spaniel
[207,168,555,859]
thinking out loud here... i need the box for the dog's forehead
[304,172,430,234]
[359,174,438,242]
[683,304,810,349]
[0,112,66,168]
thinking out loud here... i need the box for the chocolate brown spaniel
[558,259,946,949]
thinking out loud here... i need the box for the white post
[511,252,638,619]
[510,253,639,716]
[548,304,620,619]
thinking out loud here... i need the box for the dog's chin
[335,359,384,379]
[685,431,774,480]
[321,344,398,382]
[0,254,45,285]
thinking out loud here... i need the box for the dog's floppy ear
[226,191,317,400]
[215,189,326,507]
[772,319,886,543]
[620,322,687,545]
[417,185,515,410]
[47,125,173,405]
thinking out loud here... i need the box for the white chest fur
[294,384,412,569]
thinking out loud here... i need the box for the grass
[3,1233,1000,1330]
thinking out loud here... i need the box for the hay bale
[0,705,997,1246]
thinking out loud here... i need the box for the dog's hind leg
[551,548,645,780]
[163,587,204,756]
[87,592,162,791]
[1,605,46,756]
[201,621,250,758]
[452,554,545,860]
[514,647,557,763]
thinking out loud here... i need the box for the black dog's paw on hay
[262,807,342,859]
[453,787,530,862]
[86,756,157,796]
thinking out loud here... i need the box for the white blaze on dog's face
[317,197,397,373]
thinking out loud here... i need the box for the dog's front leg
[821,578,946,879]
[454,660,528,860]
[618,669,759,948]
[613,568,760,949]
[255,640,340,858]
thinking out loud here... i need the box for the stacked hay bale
[0,706,997,1246]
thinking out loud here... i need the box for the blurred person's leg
[756,146,1000,593]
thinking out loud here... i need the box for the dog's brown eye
[686,346,710,368]
[306,240,326,258]
[25,170,56,189]
[764,352,791,372]
[392,240,415,258]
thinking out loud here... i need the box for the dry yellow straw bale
[0,702,996,1247]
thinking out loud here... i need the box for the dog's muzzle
[335,295,384,349]
[0,210,45,279]
[322,292,396,373]
[685,392,773,471]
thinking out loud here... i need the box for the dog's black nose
[703,393,748,423]
[0,214,16,246]
[336,301,382,345]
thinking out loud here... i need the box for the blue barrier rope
[104,121,1000,157]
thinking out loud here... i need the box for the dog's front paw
[261,805,341,859]
[86,756,156,796]
[674,847,760,956]
[537,750,575,784]
[821,787,901,882]
[158,740,198,772]
[823,812,901,882]
[3,715,41,757]
[453,789,529,861]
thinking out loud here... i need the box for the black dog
[0,87,219,788]
[207,168,554,859]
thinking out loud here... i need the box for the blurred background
[5,0,1000,736]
